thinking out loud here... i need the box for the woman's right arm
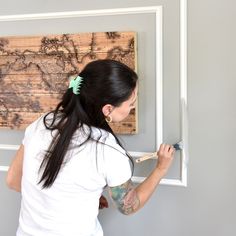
[109,144,175,215]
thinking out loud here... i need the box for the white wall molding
[0,144,19,151]
[0,166,9,171]
[180,0,188,187]
[0,6,161,21]
[0,144,19,172]
[0,1,188,187]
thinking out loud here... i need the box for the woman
[7,59,175,236]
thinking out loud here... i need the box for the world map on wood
[0,31,137,134]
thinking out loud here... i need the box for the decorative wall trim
[0,144,19,150]
[0,6,161,21]
[0,144,19,172]
[0,166,9,171]
[0,1,188,187]
[179,0,188,187]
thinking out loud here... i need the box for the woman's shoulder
[25,114,45,132]
[91,127,126,155]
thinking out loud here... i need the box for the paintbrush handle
[135,141,182,164]
[135,152,157,163]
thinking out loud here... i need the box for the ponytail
[38,60,137,188]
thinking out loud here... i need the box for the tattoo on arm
[109,179,140,215]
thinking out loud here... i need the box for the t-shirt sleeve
[22,116,42,146]
[103,144,132,187]
[22,124,32,146]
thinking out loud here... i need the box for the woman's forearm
[109,168,166,215]
[134,167,165,209]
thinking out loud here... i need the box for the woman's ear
[102,104,114,116]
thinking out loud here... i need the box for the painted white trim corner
[0,144,19,172]
[0,2,188,187]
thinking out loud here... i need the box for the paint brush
[135,141,183,163]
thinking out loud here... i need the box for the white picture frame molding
[0,0,188,186]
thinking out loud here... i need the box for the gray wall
[1,0,236,236]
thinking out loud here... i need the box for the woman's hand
[99,195,109,209]
[156,143,175,176]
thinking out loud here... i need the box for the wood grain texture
[0,32,137,133]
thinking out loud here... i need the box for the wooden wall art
[0,31,137,134]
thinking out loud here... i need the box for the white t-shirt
[17,115,132,236]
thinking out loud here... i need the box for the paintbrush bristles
[173,141,183,151]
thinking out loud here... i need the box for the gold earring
[105,115,112,123]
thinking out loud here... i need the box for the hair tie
[69,75,84,95]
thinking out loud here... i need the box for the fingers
[156,143,175,175]
[159,143,175,156]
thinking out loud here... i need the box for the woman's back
[18,115,131,236]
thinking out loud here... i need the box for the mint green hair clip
[69,75,84,95]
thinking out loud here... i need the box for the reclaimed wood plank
[0,31,137,134]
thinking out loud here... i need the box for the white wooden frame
[0,0,188,186]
